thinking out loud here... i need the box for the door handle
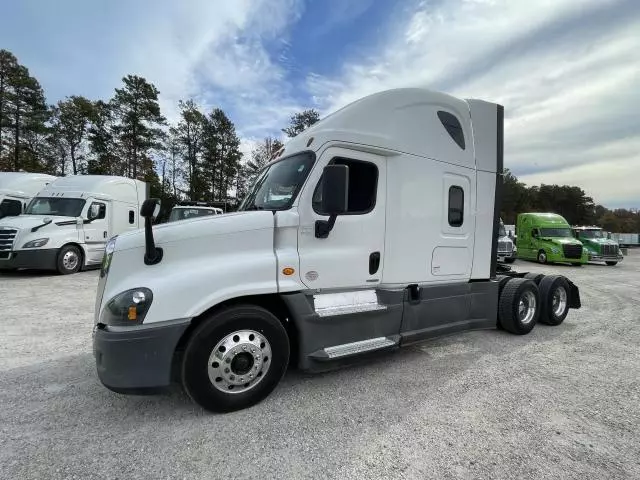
[369,252,381,275]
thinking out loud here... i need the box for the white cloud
[305,0,640,207]
[114,0,306,131]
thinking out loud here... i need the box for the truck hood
[0,214,78,231]
[114,210,276,251]
[582,238,617,247]
[540,237,581,245]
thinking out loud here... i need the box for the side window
[129,210,135,224]
[0,199,23,217]
[448,186,464,227]
[90,202,107,220]
[312,158,378,215]
[437,111,465,150]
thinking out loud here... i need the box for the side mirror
[141,198,161,221]
[88,203,101,221]
[320,164,349,215]
[315,165,349,239]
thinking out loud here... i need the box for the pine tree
[282,109,320,138]
[0,50,20,167]
[173,99,206,200]
[111,75,166,179]
[49,96,95,175]
[87,100,118,175]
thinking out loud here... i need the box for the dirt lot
[1,253,639,480]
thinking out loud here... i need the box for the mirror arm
[143,215,163,265]
[315,214,337,239]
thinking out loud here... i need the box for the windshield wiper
[31,218,53,232]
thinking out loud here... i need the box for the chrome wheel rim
[208,330,272,394]
[62,250,79,271]
[539,252,546,263]
[552,286,567,317]
[518,290,537,324]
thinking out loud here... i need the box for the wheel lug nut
[225,368,230,373]
[225,358,231,364]
[251,348,255,353]
[229,375,235,380]
[243,346,247,351]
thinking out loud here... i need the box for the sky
[2,0,639,209]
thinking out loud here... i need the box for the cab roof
[272,87,500,172]
[37,175,145,203]
[0,172,57,196]
[518,212,571,226]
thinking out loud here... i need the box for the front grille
[0,228,17,252]
[498,240,513,253]
[602,244,618,256]
[563,244,583,259]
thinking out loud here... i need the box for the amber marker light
[282,267,295,276]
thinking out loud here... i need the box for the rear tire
[537,250,547,264]
[538,275,570,326]
[498,278,540,335]
[181,305,289,413]
[605,261,618,266]
[56,245,82,275]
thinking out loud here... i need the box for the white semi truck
[92,88,581,413]
[0,172,58,219]
[0,175,147,274]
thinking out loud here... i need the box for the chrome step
[311,336,397,360]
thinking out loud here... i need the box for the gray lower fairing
[281,280,500,372]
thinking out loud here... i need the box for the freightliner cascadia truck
[92,88,581,412]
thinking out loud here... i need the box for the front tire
[56,245,82,275]
[537,250,547,264]
[498,278,540,335]
[538,275,570,326]
[181,305,289,413]
[606,261,618,266]
[505,257,516,264]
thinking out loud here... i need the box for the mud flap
[566,279,581,309]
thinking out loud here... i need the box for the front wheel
[505,257,516,264]
[606,261,618,266]
[56,245,82,275]
[181,305,290,413]
[537,250,547,264]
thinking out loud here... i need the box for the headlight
[100,287,153,326]
[100,236,118,278]
[22,238,49,248]
[551,247,560,254]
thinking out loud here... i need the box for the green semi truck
[572,226,623,266]
[516,213,587,265]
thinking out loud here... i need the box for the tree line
[0,49,320,219]
[502,169,640,233]
[1,48,637,232]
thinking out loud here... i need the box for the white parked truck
[92,88,581,412]
[496,218,517,263]
[0,172,57,219]
[0,175,147,274]
[167,202,224,222]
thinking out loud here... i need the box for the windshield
[25,197,86,217]
[577,229,604,239]
[540,227,572,238]
[168,208,217,222]
[498,222,506,237]
[239,152,315,211]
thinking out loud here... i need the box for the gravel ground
[1,253,640,480]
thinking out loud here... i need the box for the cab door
[82,199,111,264]
[296,147,386,290]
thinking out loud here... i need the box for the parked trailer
[0,175,147,274]
[92,87,581,413]
[610,233,639,247]
[0,172,57,219]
